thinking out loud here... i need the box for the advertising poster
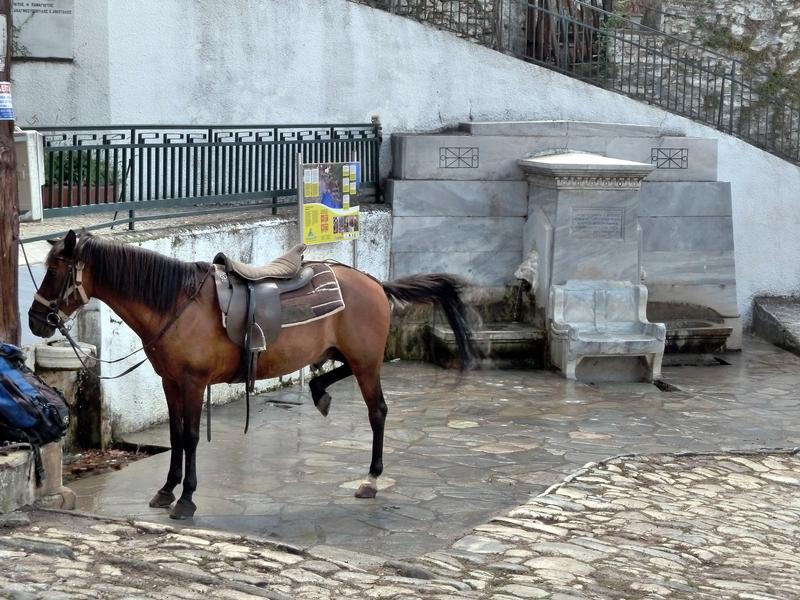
[300,160,361,246]
[0,82,13,120]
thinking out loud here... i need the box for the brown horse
[28,230,475,519]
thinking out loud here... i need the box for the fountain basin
[431,322,545,369]
[664,319,732,354]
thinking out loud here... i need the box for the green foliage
[706,28,751,53]
[44,152,120,186]
[759,69,800,104]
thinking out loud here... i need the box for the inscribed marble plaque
[12,0,74,59]
[571,207,625,240]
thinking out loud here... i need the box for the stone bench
[548,280,666,382]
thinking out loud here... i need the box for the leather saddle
[212,243,313,391]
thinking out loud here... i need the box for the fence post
[716,65,726,130]
[496,1,504,52]
[371,114,383,202]
[728,62,736,135]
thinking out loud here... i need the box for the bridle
[28,243,214,382]
[31,255,90,329]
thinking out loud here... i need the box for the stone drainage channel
[59,335,800,564]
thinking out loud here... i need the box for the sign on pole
[0,81,14,120]
[298,155,361,246]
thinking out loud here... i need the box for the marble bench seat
[548,280,666,381]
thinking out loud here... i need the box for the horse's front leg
[170,378,204,520]
[149,378,184,509]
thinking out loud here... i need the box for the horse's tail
[382,274,477,369]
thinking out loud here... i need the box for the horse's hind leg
[352,367,387,499]
[149,379,183,508]
[308,362,352,416]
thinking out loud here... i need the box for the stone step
[753,297,800,357]
[392,133,717,182]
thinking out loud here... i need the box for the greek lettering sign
[0,82,14,121]
[571,207,625,240]
[12,0,74,60]
[298,157,361,246]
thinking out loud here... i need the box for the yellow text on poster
[303,203,360,246]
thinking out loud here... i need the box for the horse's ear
[46,238,58,246]
[63,230,77,256]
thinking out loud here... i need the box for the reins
[22,239,214,380]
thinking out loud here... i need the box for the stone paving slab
[2,449,800,599]
[66,335,800,560]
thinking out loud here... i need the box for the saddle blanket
[280,262,345,327]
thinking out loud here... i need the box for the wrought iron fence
[33,122,382,217]
[352,0,501,47]
[519,1,800,164]
[349,0,800,165]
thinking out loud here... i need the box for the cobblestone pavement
[70,336,800,556]
[2,449,800,599]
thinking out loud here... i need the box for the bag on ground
[0,343,70,447]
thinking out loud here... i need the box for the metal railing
[520,1,800,164]
[350,0,800,165]
[34,122,382,217]
[355,0,501,47]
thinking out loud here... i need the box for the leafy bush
[44,152,120,186]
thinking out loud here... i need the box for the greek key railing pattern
[34,123,382,216]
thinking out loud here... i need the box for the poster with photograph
[299,160,361,246]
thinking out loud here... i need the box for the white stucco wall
[12,0,800,322]
[12,1,110,126]
[91,210,391,434]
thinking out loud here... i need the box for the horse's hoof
[354,482,378,499]
[169,499,197,520]
[315,393,331,417]
[148,490,175,509]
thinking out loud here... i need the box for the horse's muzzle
[28,307,57,338]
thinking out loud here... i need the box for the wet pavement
[4,449,800,599]
[67,334,800,560]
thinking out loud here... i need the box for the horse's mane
[77,235,211,314]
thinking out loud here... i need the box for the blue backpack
[0,343,70,448]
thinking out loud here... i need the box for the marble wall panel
[606,136,718,182]
[392,216,523,254]
[642,250,736,285]
[639,182,732,217]
[392,251,522,286]
[387,180,528,217]
[550,190,641,285]
[639,217,734,252]
[392,134,608,180]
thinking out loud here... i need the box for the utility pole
[0,0,18,345]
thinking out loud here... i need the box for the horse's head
[28,229,93,338]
